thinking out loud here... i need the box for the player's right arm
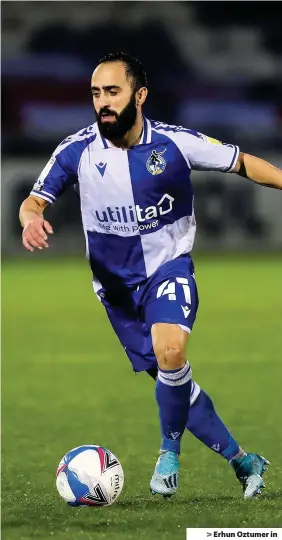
[19,135,80,252]
[20,195,53,252]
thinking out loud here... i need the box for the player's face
[91,62,138,140]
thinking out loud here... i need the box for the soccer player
[19,52,281,499]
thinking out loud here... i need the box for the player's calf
[152,324,191,454]
[150,323,192,496]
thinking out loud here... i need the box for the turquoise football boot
[150,451,179,498]
[231,453,270,499]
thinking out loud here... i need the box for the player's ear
[136,87,148,107]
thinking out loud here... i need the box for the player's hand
[22,216,53,252]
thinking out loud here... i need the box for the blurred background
[2,0,282,255]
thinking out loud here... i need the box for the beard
[96,92,137,140]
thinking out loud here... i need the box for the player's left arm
[231,152,282,189]
[176,128,282,190]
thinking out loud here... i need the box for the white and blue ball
[56,445,124,506]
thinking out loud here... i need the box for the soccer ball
[56,445,124,506]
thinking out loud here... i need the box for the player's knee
[154,342,186,370]
[151,323,188,371]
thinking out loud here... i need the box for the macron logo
[181,305,191,319]
[211,444,220,452]
[96,162,107,177]
[170,432,181,440]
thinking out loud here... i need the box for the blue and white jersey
[30,118,239,291]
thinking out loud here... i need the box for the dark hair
[97,52,148,91]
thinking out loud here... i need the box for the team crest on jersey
[146,149,166,175]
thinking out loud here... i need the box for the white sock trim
[159,361,190,381]
[190,381,201,405]
[158,361,192,387]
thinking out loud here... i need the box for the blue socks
[156,362,192,455]
[186,389,240,461]
[148,367,241,461]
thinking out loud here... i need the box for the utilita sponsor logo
[94,194,174,232]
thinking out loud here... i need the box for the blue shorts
[95,255,199,372]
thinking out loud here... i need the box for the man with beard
[20,52,281,499]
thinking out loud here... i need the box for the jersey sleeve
[176,130,239,172]
[30,140,79,204]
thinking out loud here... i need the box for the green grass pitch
[2,255,282,539]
